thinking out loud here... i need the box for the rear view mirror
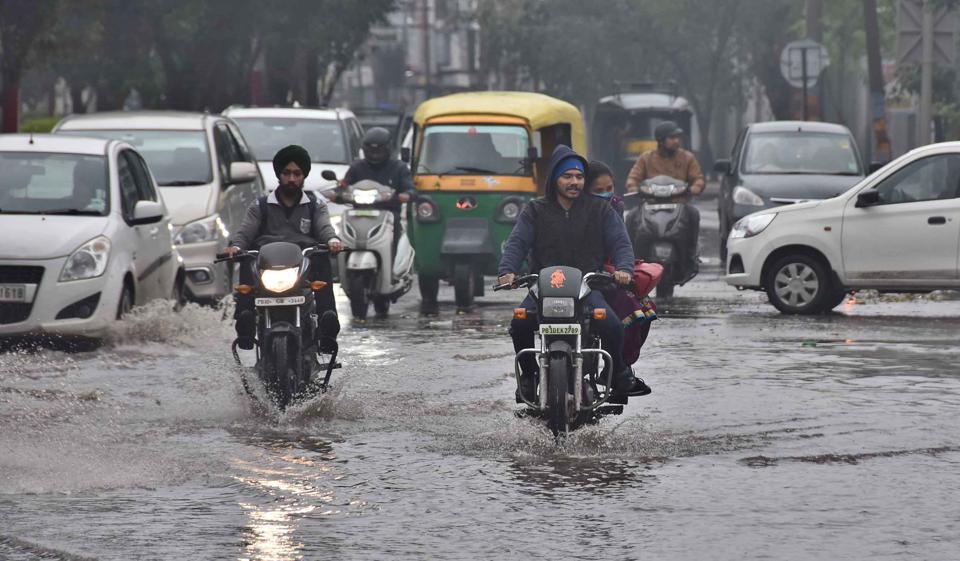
[713,159,731,174]
[131,200,164,225]
[855,188,881,208]
[400,147,411,163]
[524,146,540,173]
[320,170,338,182]
[868,161,885,174]
[228,161,258,185]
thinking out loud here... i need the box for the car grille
[0,303,33,325]
[0,266,44,284]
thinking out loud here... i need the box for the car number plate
[350,209,380,217]
[646,203,678,211]
[0,284,26,303]
[539,324,581,336]
[255,296,306,307]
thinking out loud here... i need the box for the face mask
[593,191,614,200]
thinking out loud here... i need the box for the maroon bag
[605,289,658,366]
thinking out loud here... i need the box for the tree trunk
[2,74,20,133]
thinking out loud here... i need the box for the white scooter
[320,171,414,319]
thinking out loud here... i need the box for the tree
[0,0,61,131]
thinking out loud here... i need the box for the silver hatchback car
[54,111,265,304]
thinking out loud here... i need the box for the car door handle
[928,216,947,225]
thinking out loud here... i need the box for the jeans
[509,290,625,379]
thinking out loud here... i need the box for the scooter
[625,175,699,298]
[216,242,340,411]
[494,267,626,437]
[320,171,415,320]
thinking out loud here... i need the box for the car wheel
[117,283,134,319]
[172,274,187,312]
[764,254,832,314]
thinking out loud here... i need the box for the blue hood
[544,145,588,196]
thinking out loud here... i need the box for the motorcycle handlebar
[214,250,259,263]
[492,274,538,291]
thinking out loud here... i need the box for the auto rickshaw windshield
[417,124,530,176]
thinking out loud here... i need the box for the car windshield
[743,132,861,175]
[59,129,212,186]
[0,153,109,216]
[230,118,348,164]
[417,124,530,176]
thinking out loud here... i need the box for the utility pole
[806,0,823,120]
[864,0,892,162]
[919,0,934,144]
[421,0,432,100]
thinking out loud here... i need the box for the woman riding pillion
[226,145,344,350]
[497,145,651,401]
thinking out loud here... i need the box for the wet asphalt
[2,195,960,560]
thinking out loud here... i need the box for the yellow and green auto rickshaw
[407,91,587,311]
[591,83,698,192]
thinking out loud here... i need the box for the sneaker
[420,300,439,316]
[613,368,652,397]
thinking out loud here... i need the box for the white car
[53,111,264,304]
[725,141,960,314]
[221,106,364,232]
[0,135,184,337]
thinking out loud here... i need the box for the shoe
[613,368,652,397]
[236,336,255,351]
[515,375,537,403]
[420,300,439,316]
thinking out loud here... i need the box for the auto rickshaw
[407,91,587,311]
[591,83,698,192]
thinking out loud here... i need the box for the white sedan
[0,135,185,338]
[725,141,960,314]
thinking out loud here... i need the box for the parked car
[714,121,867,261]
[0,134,185,337]
[53,111,263,304]
[724,142,960,314]
[221,106,363,227]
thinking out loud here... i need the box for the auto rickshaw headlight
[416,199,440,223]
[495,197,524,224]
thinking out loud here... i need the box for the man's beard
[278,183,302,197]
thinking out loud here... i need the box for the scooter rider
[226,145,344,350]
[338,127,414,257]
[624,121,705,276]
[498,145,651,401]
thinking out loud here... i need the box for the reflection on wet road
[2,198,960,560]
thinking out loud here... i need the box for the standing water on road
[3,244,960,559]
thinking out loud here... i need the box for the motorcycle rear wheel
[547,354,573,436]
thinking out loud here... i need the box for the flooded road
[3,198,960,560]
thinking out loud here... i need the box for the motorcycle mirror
[400,147,411,163]
[321,170,338,181]
[622,191,642,211]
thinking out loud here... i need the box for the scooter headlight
[260,267,300,293]
[353,189,379,205]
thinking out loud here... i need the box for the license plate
[255,296,306,307]
[0,284,26,303]
[539,324,581,336]
[646,203,678,211]
[350,209,380,217]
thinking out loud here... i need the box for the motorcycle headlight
[174,214,225,245]
[60,236,111,282]
[730,213,777,239]
[353,189,379,205]
[542,297,575,319]
[260,267,300,293]
[733,186,765,206]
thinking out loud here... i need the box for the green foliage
[19,115,60,132]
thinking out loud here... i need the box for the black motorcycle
[625,175,698,298]
[216,242,340,411]
[495,267,626,436]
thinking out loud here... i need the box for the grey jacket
[231,190,340,251]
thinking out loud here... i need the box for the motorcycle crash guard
[346,250,378,270]
[441,218,493,255]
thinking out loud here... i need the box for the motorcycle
[320,171,415,320]
[216,242,340,411]
[494,267,627,437]
[625,175,699,298]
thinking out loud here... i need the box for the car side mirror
[321,169,338,181]
[400,147,411,163]
[524,146,539,173]
[868,161,885,174]
[855,188,881,208]
[227,161,258,185]
[713,159,731,174]
[131,200,164,225]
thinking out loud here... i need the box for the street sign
[780,39,830,89]
[896,0,956,67]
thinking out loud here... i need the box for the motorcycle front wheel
[547,354,574,436]
[271,336,294,410]
[347,273,370,320]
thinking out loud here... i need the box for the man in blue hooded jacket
[498,145,651,400]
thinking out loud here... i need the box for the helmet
[362,127,392,165]
[654,121,684,143]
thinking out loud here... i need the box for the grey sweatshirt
[231,190,340,251]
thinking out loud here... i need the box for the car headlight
[733,186,765,206]
[174,214,225,245]
[260,267,300,293]
[729,213,777,239]
[353,189,379,205]
[60,236,111,282]
[542,297,575,318]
